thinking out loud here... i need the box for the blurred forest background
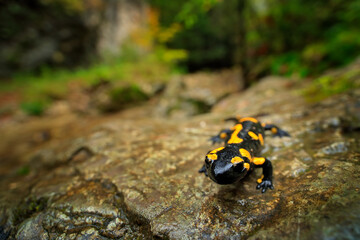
[0,0,359,116]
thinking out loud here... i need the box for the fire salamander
[199,116,290,193]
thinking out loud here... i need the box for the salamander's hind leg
[262,123,290,137]
[209,128,232,144]
[253,157,274,193]
[198,164,208,176]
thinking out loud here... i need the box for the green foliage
[154,46,188,64]
[40,0,84,13]
[150,0,237,71]
[248,0,360,77]
[149,0,360,76]
[175,0,220,28]
[270,52,309,78]
[150,0,220,28]
[2,0,359,109]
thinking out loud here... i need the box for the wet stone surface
[0,76,360,239]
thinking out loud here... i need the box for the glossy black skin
[205,145,248,184]
[199,117,290,193]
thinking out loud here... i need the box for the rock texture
[0,75,360,239]
[155,69,242,118]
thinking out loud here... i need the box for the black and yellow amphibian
[199,117,290,193]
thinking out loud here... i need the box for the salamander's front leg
[209,128,232,144]
[262,123,290,137]
[253,157,274,193]
[198,164,208,176]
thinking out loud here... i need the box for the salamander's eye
[205,157,211,164]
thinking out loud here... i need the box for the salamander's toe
[256,179,274,193]
[274,129,290,138]
[198,165,208,176]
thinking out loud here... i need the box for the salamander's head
[204,146,249,185]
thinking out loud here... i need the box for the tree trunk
[236,0,250,88]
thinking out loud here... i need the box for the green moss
[20,101,49,116]
[185,98,212,115]
[13,197,48,225]
[16,166,30,176]
[109,84,149,106]
[303,68,360,102]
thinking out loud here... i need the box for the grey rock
[1,72,360,239]
[318,142,349,155]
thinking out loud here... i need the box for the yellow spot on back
[206,147,225,161]
[258,133,264,146]
[228,124,244,144]
[244,163,250,170]
[261,122,266,127]
[231,156,243,165]
[207,154,218,160]
[253,157,266,165]
[248,131,259,140]
[240,117,258,123]
[239,148,252,161]
[228,137,243,144]
[220,133,227,139]
[271,127,278,134]
[210,147,224,154]
[230,124,242,130]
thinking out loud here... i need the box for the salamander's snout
[205,151,248,185]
